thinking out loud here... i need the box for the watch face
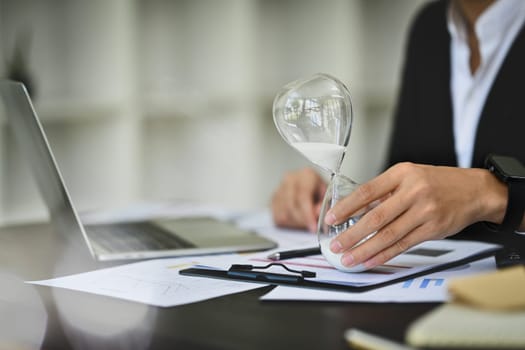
[489,155,525,181]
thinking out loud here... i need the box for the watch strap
[500,180,525,233]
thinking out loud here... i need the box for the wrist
[477,168,508,225]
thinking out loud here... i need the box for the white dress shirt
[447,0,525,168]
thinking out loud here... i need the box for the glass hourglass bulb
[273,73,376,273]
[272,73,352,174]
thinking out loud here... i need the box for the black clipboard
[180,247,499,293]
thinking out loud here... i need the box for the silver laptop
[0,80,276,261]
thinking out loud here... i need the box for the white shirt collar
[448,0,525,50]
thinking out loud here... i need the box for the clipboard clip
[227,263,316,283]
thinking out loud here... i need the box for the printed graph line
[93,274,191,296]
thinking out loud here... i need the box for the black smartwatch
[485,154,525,233]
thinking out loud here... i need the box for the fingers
[361,224,430,268]
[330,193,410,253]
[296,181,318,232]
[313,180,328,224]
[338,206,425,268]
[325,164,407,226]
[271,168,326,232]
[272,174,303,227]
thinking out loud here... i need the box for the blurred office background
[0,0,426,224]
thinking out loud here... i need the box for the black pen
[267,246,321,260]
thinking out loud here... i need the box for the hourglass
[273,73,376,272]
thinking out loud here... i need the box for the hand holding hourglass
[273,74,376,272]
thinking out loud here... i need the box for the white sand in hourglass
[292,142,345,173]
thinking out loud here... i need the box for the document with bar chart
[260,257,497,303]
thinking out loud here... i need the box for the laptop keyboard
[85,222,195,253]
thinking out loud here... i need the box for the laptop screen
[0,80,97,256]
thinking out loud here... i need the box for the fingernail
[330,239,343,253]
[325,212,337,225]
[341,253,355,267]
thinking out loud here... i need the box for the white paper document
[260,257,497,302]
[28,255,265,308]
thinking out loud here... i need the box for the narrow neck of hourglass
[329,172,359,189]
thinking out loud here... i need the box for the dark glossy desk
[0,221,439,350]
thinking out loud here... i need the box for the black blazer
[385,0,525,244]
